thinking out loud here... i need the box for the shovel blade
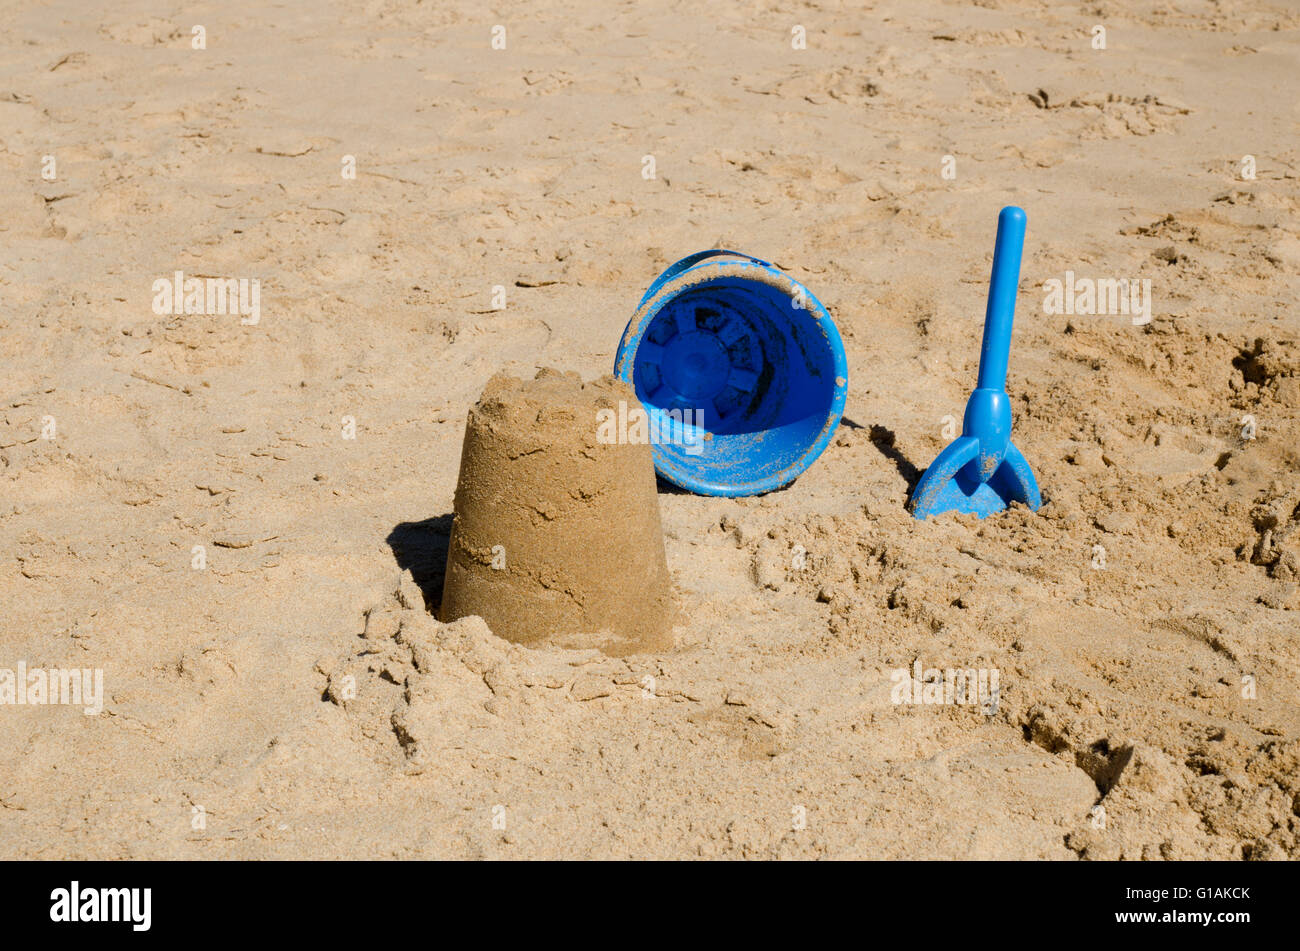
[911,438,1041,519]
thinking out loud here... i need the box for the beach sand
[1,0,1298,859]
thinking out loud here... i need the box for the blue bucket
[614,250,848,496]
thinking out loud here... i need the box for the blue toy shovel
[911,206,1041,519]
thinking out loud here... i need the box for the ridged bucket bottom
[617,260,848,497]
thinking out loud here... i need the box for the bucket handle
[638,249,772,307]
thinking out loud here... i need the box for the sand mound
[440,369,673,655]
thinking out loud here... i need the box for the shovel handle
[976,206,1026,392]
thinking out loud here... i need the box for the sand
[440,369,673,654]
[1,0,1298,859]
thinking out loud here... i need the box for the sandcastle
[439,369,674,656]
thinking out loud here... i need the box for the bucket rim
[614,257,848,497]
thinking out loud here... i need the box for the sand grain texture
[0,0,1298,859]
[440,368,673,655]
